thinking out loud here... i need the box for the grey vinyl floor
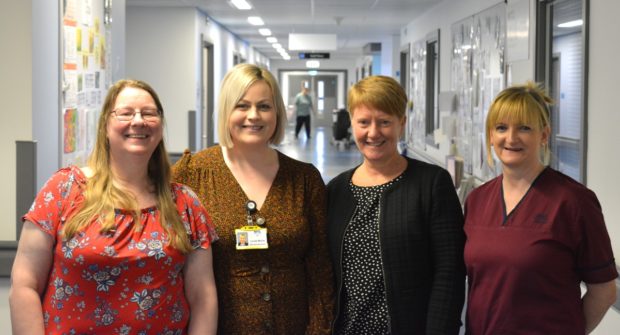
[277,125,362,183]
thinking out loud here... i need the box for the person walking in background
[464,82,617,335]
[327,75,466,335]
[173,64,334,335]
[9,79,219,335]
[294,84,314,139]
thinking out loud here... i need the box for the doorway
[201,38,215,148]
[279,70,347,129]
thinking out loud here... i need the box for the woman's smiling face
[106,86,162,160]
[228,80,277,147]
[351,104,405,164]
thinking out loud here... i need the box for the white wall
[126,7,270,150]
[1,0,42,330]
[126,7,197,153]
[111,0,127,82]
[0,0,32,241]
[587,0,620,331]
[32,0,61,195]
[198,12,270,145]
[379,34,401,78]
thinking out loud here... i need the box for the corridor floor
[276,126,362,183]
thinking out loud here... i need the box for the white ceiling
[126,0,446,60]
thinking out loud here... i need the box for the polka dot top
[337,175,404,335]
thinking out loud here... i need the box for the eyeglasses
[112,107,161,122]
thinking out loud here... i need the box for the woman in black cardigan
[327,75,465,335]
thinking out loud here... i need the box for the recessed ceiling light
[557,19,583,28]
[229,0,252,10]
[247,16,264,26]
[258,28,272,36]
[306,60,320,68]
[266,37,277,43]
[272,43,282,49]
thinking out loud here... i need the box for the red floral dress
[23,166,218,335]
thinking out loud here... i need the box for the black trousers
[295,115,311,138]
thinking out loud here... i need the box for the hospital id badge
[235,226,268,250]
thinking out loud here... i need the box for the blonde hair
[63,79,192,253]
[348,75,408,119]
[485,81,553,166]
[217,64,287,148]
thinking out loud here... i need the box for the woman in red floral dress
[9,79,219,335]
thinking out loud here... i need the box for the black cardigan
[327,157,465,335]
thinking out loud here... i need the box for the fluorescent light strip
[230,0,252,10]
[266,37,277,43]
[557,19,583,28]
[247,16,264,26]
[258,28,272,36]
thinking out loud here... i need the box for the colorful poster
[63,108,78,153]
[62,0,108,166]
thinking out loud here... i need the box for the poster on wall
[63,108,77,154]
[450,3,506,182]
[61,0,109,167]
[409,39,427,151]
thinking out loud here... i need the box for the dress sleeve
[575,190,618,283]
[172,149,200,193]
[22,167,83,240]
[303,166,336,335]
[175,184,218,250]
[426,168,466,335]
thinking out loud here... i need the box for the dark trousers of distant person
[295,115,311,139]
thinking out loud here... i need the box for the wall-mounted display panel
[61,0,111,167]
[450,2,506,181]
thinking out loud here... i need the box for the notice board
[61,0,110,167]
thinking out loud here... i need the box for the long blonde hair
[63,79,192,253]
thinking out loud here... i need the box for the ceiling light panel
[306,60,320,68]
[258,28,272,36]
[247,16,264,26]
[266,37,277,43]
[230,0,252,10]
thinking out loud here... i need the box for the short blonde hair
[217,64,287,148]
[486,81,553,166]
[348,75,407,119]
